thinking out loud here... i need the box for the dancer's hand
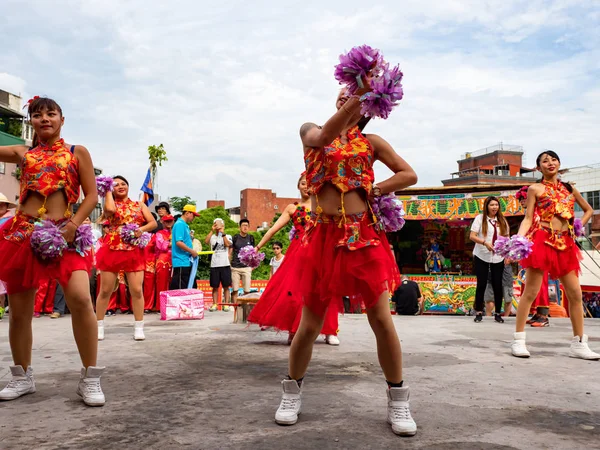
[134,229,142,238]
[355,73,374,97]
[62,221,77,243]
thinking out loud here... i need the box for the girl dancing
[511,151,599,359]
[275,47,418,436]
[95,176,156,340]
[0,97,105,406]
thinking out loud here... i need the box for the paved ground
[0,312,599,450]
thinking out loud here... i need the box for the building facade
[442,143,536,187]
[239,188,298,230]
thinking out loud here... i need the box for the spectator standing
[269,241,285,279]
[231,219,255,302]
[205,218,232,312]
[170,205,200,290]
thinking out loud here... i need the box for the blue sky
[1,0,598,210]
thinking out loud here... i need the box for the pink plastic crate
[160,289,204,321]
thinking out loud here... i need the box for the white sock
[98,320,104,327]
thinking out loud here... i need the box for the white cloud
[0,0,598,211]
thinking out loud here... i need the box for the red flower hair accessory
[22,96,40,109]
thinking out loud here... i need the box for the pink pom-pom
[493,235,511,258]
[30,221,68,260]
[359,63,404,119]
[371,194,405,232]
[334,45,384,95]
[574,218,585,237]
[506,235,533,261]
[238,245,265,269]
[120,224,150,248]
[96,175,114,198]
[73,224,94,256]
[289,227,298,241]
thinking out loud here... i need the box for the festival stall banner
[397,191,524,221]
[407,274,476,315]
[196,279,270,306]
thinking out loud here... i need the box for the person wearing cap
[0,192,16,226]
[170,205,200,290]
[205,218,233,311]
[153,201,171,233]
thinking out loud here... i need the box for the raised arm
[256,204,294,250]
[368,134,418,193]
[103,191,117,216]
[0,144,28,164]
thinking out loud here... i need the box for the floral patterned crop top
[106,198,146,251]
[305,126,375,195]
[535,180,575,224]
[20,139,80,217]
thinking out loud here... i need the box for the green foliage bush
[188,207,292,280]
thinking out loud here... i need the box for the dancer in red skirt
[152,214,174,310]
[249,173,340,345]
[512,151,599,359]
[95,176,156,341]
[0,96,105,406]
[516,186,551,327]
[274,87,418,436]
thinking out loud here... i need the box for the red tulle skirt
[96,245,145,273]
[295,212,399,317]
[520,228,581,280]
[248,238,339,335]
[0,213,92,294]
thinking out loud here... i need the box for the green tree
[169,196,196,213]
[148,144,168,179]
[7,119,22,138]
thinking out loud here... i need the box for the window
[587,191,600,210]
[0,162,4,174]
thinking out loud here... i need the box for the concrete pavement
[1,312,599,449]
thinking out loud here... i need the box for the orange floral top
[535,180,575,224]
[105,198,145,251]
[305,126,374,195]
[533,180,576,250]
[20,139,80,217]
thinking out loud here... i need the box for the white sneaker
[97,320,105,341]
[134,321,145,341]
[76,366,106,406]
[325,335,340,346]
[387,386,417,436]
[511,331,530,358]
[569,335,600,360]
[275,379,302,425]
[0,365,36,401]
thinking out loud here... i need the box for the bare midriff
[19,190,72,221]
[539,218,570,233]
[311,183,368,216]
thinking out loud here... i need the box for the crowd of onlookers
[583,293,600,318]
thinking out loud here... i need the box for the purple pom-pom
[73,224,94,256]
[238,245,265,269]
[371,194,405,233]
[334,45,384,95]
[96,175,114,198]
[31,221,68,260]
[120,224,151,248]
[289,227,298,241]
[506,235,533,261]
[493,235,511,258]
[574,218,584,237]
[359,63,404,119]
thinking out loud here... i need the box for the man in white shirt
[205,218,232,312]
